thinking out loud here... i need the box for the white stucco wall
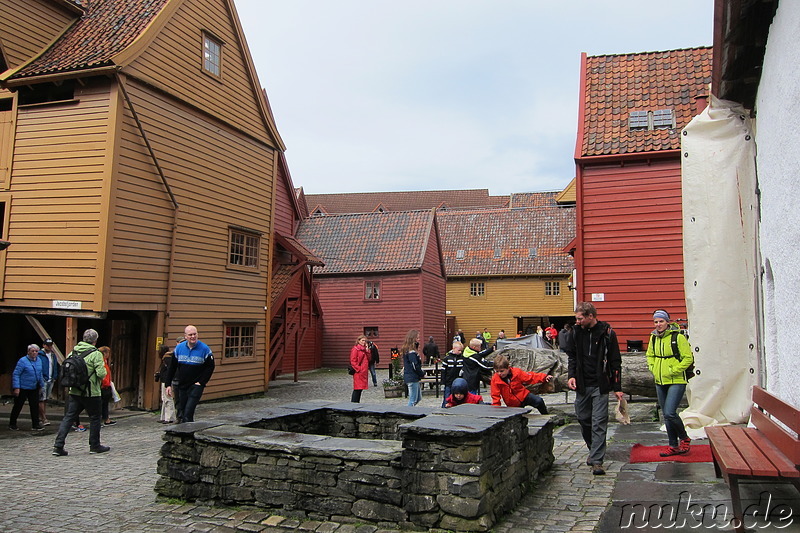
[754,1,800,408]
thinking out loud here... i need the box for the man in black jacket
[566,302,624,475]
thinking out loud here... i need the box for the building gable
[0,0,77,71]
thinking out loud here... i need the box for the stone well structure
[155,400,554,531]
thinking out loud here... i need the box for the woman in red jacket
[350,335,371,402]
[490,354,552,414]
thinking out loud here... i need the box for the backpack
[651,331,696,380]
[60,347,95,392]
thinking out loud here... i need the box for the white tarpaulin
[680,96,760,435]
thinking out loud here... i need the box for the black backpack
[651,331,696,380]
[60,347,95,392]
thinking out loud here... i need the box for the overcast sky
[234,1,713,196]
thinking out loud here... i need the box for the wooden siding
[272,162,296,236]
[446,276,573,339]
[277,278,322,376]
[318,272,432,369]
[123,0,276,147]
[2,82,111,307]
[0,0,74,69]
[0,89,14,188]
[421,222,447,346]
[578,159,687,347]
[114,79,276,400]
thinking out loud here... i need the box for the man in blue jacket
[10,344,45,431]
[165,325,215,423]
[38,339,59,426]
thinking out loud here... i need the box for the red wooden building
[294,209,446,368]
[269,153,324,381]
[573,48,712,349]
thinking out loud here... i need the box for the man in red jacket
[490,354,552,414]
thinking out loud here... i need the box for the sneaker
[660,446,689,457]
[103,420,117,426]
[90,445,110,454]
[72,425,87,432]
[31,426,45,431]
[52,447,68,456]
[538,405,549,415]
[8,425,19,431]
[41,420,51,426]
[592,464,606,475]
[679,437,691,452]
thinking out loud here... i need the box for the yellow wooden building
[0,0,284,408]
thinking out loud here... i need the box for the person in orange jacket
[490,354,552,414]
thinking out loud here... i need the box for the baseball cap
[43,338,54,345]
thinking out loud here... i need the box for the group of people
[8,324,216,457]
[348,302,694,477]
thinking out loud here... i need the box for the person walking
[422,336,439,365]
[10,344,46,431]
[647,309,693,457]
[367,340,380,387]
[53,329,109,455]
[350,335,370,402]
[98,346,116,426]
[165,325,215,423]
[156,345,176,423]
[566,302,624,475]
[401,330,425,406]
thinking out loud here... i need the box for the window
[545,281,560,296]
[365,281,381,300]
[470,282,485,297]
[456,249,466,260]
[364,327,379,338]
[652,109,675,128]
[202,33,222,76]
[493,248,502,259]
[629,109,675,131]
[528,248,538,258]
[229,228,259,269]
[629,110,649,130]
[224,323,255,358]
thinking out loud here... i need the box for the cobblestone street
[1,369,643,533]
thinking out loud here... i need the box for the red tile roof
[270,264,294,306]
[508,192,560,208]
[581,47,712,157]
[437,199,575,277]
[10,0,168,79]
[306,189,508,215]
[295,210,437,275]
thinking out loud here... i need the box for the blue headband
[653,310,670,320]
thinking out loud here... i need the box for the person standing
[647,309,693,457]
[440,340,465,408]
[156,345,175,423]
[10,344,45,431]
[98,346,116,426]
[482,328,492,345]
[566,302,624,475]
[38,339,58,426]
[367,340,380,387]
[350,335,370,402]
[461,338,494,395]
[402,330,425,406]
[53,329,109,455]
[165,325,215,423]
[557,323,572,352]
[422,336,439,365]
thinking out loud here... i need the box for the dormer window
[652,109,675,128]
[202,32,222,77]
[629,111,649,130]
[456,249,466,260]
[493,248,502,259]
[629,109,675,131]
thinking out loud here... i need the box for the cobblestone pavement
[0,369,647,533]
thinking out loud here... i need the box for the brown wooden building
[294,210,446,368]
[0,0,286,407]
[573,48,711,349]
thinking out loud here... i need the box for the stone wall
[155,401,554,532]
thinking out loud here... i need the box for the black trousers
[54,395,102,450]
[10,388,39,428]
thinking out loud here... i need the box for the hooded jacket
[646,325,693,385]
[490,367,549,407]
[566,320,621,394]
[446,378,484,407]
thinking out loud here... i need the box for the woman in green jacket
[646,309,693,456]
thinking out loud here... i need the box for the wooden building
[573,48,712,349]
[437,193,575,341]
[0,0,286,407]
[294,210,446,368]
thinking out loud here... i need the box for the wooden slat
[750,407,800,467]
[743,428,800,478]
[706,426,752,476]
[726,427,779,477]
[753,386,800,435]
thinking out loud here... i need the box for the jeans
[655,383,688,447]
[176,383,204,423]
[10,389,39,428]
[407,381,421,406]
[521,393,548,414]
[368,363,378,386]
[55,395,102,450]
[101,387,112,421]
[574,386,609,465]
[441,385,451,407]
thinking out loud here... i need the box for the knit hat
[653,309,670,320]
[451,378,469,396]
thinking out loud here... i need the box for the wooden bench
[706,386,800,532]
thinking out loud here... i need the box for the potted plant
[383,347,404,398]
